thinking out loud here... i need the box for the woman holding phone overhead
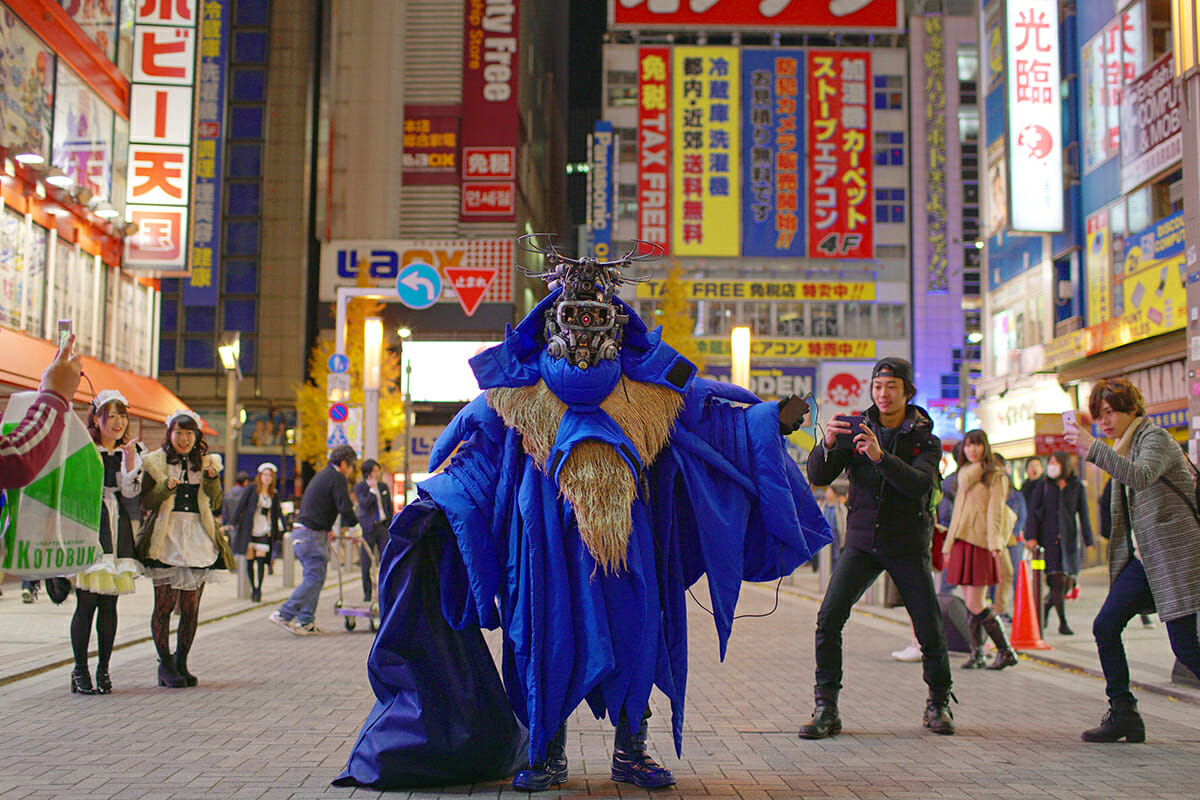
[1065,377,1200,742]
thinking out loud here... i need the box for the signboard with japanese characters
[1084,209,1111,328]
[402,105,460,186]
[741,50,805,258]
[588,120,616,259]
[181,0,227,306]
[697,338,875,361]
[807,50,873,259]
[459,0,519,223]
[1004,0,1063,233]
[634,278,875,302]
[1080,3,1145,174]
[124,0,197,272]
[1119,52,1181,195]
[637,48,671,252]
[672,47,740,256]
[609,0,902,32]
[318,238,513,311]
[923,16,948,290]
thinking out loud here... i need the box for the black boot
[512,723,567,791]
[94,666,112,694]
[158,656,187,689]
[70,666,96,695]
[799,689,842,739]
[922,692,956,735]
[962,611,987,669]
[611,713,675,788]
[175,652,197,687]
[1082,698,1146,743]
[981,608,1019,670]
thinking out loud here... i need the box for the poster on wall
[818,361,875,424]
[1080,3,1145,174]
[1111,209,1186,345]
[806,50,873,259]
[1084,209,1111,329]
[741,49,806,258]
[1119,53,1181,195]
[0,14,54,161]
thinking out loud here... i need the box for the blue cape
[336,295,832,789]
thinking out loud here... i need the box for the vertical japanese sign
[1080,3,1145,173]
[637,47,670,252]
[1119,53,1181,194]
[741,50,805,258]
[1085,209,1111,327]
[459,0,519,222]
[1005,0,1063,233]
[807,50,872,259]
[125,0,197,272]
[183,0,227,306]
[588,120,615,259]
[672,47,739,257]
[924,16,948,290]
[610,0,902,30]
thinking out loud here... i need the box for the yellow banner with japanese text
[635,279,875,302]
[697,337,875,360]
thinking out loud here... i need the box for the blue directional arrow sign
[396,262,442,310]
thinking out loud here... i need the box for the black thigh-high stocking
[71,590,101,669]
[95,595,118,670]
[176,586,204,662]
[247,558,265,593]
[151,584,178,662]
[256,558,266,591]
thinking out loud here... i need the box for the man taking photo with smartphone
[1,334,83,490]
[800,357,954,738]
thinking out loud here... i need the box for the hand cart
[331,531,380,632]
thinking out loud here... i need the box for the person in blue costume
[334,238,833,792]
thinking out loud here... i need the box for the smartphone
[1062,409,1076,429]
[835,414,865,449]
[56,319,72,350]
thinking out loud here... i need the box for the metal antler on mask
[518,235,663,369]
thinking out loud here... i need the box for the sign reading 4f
[814,232,864,257]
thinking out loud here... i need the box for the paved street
[1,562,1198,800]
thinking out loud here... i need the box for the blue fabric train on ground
[334,236,833,791]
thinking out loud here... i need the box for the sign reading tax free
[125,0,197,272]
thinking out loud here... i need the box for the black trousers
[360,520,388,599]
[815,545,952,700]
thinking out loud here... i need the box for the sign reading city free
[637,46,878,260]
[1004,0,1064,233]
[459,0,519,222]
[124,0,198,272]
[1119,52,1182,194]
[319,239,513,317]
[609,0,902,31]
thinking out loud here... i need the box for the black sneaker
[923,699,956,735]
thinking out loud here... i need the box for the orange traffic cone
[1010,560,1052,650]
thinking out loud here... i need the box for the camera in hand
[777,394,811,434]
[834,414,865,449]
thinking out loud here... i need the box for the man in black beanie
[802,357,955,737]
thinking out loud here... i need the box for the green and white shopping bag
[1,392,103,577]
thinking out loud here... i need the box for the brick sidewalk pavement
[1,579,1198,800]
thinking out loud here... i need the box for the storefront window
[52,65,115,201]
[0,208,24,329]
[25,223,47,337]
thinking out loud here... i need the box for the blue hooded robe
[335,292,832,789]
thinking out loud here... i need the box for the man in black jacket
[269,445,359,635]
[802,357,954,737]
[353,459,393,602]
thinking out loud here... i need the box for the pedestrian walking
[353,459,392,603]
[1020,457,1045,507]
[269,445,359,635]
[941,428,1019,670]
[231,463,283,603]
[138,410,230,688]
[804,357,955,737]
[69,391,144,695]
[1,335,82,490]
[1065,377,1200,743]
[991,454,1026,622]
[1025,451,1093,635]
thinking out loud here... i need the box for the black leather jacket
[807,403,942,558]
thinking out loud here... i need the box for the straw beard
[489,378,683,573]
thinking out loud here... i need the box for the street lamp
[730,326,751,390]
[363,316,383,460]
[218,332,242,494]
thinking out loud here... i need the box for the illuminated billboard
[610,0,902,32]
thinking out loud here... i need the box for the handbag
[931,524,948,571]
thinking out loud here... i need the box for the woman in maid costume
[230,462,283,603]
[138,409,232,688]
[70,390,144,695]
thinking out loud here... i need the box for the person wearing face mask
[1025,451,1094,635]
[1065,377,1200,742]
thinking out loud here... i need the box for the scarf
[1113,415,1145,457]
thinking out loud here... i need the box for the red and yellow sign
[672,46,740,256]
[638,48,671,251]
[635,278,874,301]
[697,337,875,360]
[807,50,873,259]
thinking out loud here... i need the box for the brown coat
[943,461,1009,554]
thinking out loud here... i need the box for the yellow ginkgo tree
[655,262,706,372]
